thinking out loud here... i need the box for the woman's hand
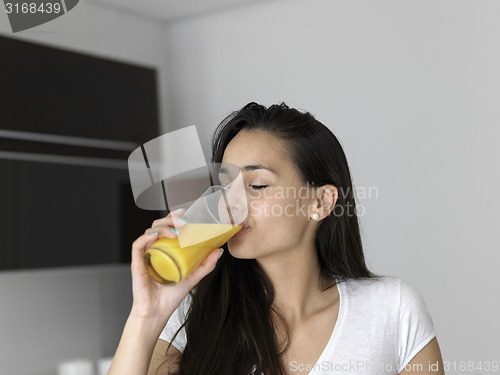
[129,209,223,324]
[108,210,224,375]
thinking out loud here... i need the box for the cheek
[248,196,285,219]
[229,198,309,257]
[250,196,308,231]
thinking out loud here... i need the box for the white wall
[0,3,167,375]
[162,0,500,367]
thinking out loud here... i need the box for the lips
[233,225,250,238]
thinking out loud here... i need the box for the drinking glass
[144,184,247,285]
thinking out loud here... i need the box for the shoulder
[342,275,425,299]
[340,275,402,302]
[340,276,431,318]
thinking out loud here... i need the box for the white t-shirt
[159,276,437,375]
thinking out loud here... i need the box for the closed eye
[249,185,268,190]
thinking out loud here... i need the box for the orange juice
[144,223,241,285]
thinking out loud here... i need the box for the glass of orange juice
[144,185,247,285]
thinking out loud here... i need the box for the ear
[310,185,338,221]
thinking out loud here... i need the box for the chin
[227,241,254,259]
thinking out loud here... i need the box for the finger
[134,219,184,254]
[151,209,186,228]
[151,217,188,232]
[131,234,151,266]
[133,228,177,262]
[131,228,177,266]
[143,225,179,238]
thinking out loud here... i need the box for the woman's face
[221,129,318,259]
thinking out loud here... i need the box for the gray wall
[0,266,131,375]
[160,0,500,369]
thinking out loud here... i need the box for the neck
[256,244,337,326]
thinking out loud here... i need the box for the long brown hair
[164,102,376,375]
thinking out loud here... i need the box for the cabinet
[0,36,161,270]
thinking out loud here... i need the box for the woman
[109,102,444,375]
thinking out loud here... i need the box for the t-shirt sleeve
[158,293,192,352]
[397,280,437,373]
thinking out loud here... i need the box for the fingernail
[150,231,159,236]
[175,208,184,211]
[170,228,180,235]
[177,218,188,224]
[218,249,224,260]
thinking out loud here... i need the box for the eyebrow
[219,164,277,174]
[242,164,277,174]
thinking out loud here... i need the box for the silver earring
[311,213,320,220]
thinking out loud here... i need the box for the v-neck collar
[253,277,347,375]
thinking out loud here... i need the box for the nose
[218,186,248,225]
